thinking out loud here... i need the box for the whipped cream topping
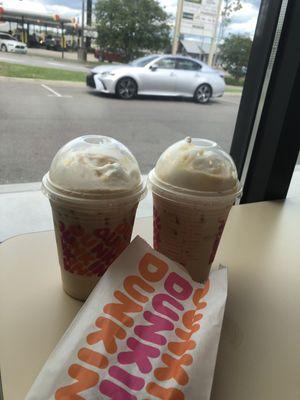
[48,136,142,194]
[154,138,238,193]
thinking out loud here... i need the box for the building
[180,39,211,62]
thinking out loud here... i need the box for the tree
[218,0,242,42]
[219,34,252,81]
[95,0,171,62]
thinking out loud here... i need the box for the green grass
[225,85,243,93]
[0,62,86,82]
[225,76,245,86]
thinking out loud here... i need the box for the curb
[0,182,42,194]
[0,76,85,86]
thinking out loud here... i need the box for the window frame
[230,0,300,203]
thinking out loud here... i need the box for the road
[0,79,241,184]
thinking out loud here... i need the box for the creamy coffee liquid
[149,138,241,282]
[42,135,146,300]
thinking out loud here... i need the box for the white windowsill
[0,167,299,242]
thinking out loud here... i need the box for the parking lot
[0,78,241,184]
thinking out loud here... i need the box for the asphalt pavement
[0,78,241,184]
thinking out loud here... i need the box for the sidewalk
[27,48,97,63]
[0,48,99,74]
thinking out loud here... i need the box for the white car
[0,33,27,54]
[87,54,225,103]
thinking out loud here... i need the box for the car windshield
[129,55,159,67]
[8,35,17,41]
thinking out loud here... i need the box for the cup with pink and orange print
[42,135,146,301]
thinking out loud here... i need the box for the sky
[2,0,260,37]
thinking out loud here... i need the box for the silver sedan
[86,55,225,103]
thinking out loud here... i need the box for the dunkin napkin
[26,236,227,400]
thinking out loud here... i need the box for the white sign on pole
[181,0,219,38]
[202,0,219,14]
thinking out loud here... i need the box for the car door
[175,58,202,96]
[140,57,177,95]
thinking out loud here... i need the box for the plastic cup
[42,135,146,300]
[148,138,242,282]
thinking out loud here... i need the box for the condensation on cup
[42,135,146,301]
[148,137,242,282]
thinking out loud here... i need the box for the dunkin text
[55,252,210,399]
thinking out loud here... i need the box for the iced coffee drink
[148,137,241,282]
[42,135,146,300]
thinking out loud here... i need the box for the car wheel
[116,77,137,100]
[194,83,212,104]
[1,44,7,52]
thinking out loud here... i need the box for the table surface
[1,199,300,400]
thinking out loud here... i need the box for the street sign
[181,0,219,38]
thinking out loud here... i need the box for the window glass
[0,2,263,191]
[130,55,159,67]
[176,59,200,71]
[155,57,176,69]
[0,0,265,239]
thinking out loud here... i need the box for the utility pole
[61,22,64,59]
[86,0,92,49]
[21,15,25,43]
[172,0,184,55]
[78,0,87,61]
[208,0,223,66]
[81,0,85,49]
